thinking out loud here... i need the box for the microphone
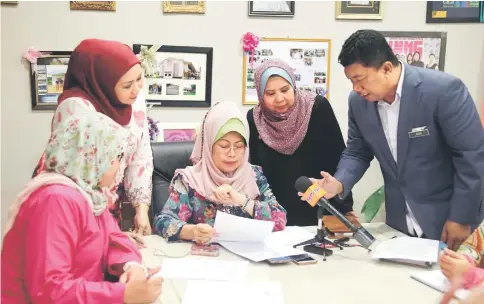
[295,176,376,250]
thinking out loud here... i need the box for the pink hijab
[175,101,260,199]
[253,59,315,155]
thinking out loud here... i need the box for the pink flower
[22,47,42,64]
[178,204,192,222]
[133,110,145,128]
[242,32,259,53]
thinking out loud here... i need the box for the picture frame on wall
[242,37,331,105]
[248,1,295,17]
[426,1,483,23]
[70,1,116,11]
[133,44,213,108]
[163,1,206,14]
[1,1,18,6]
[335,1,383,20]
[380,31,447,71]
[157,123,199,142]
[29,51,71,111]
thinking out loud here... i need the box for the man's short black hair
[338,29,399,69]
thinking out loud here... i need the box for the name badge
[408,126,430,138]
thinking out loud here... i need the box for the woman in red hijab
[33,39,154,238]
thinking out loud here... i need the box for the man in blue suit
[316,30,484,250]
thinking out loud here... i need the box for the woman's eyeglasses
[215,144,246,154]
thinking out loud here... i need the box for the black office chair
[149,141,195,221]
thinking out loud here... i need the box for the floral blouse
[154,165,287,241]
[457,224,484,289]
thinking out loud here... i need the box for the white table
[141,223,444,304]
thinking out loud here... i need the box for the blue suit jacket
[335,64,484,239]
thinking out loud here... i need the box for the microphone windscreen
[295,176,313,193]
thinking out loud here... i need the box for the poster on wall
[133,44,213,107]
[426,1,483,23]
[380,31,447,71]
[29,52,71,111]
[242,38,331,105]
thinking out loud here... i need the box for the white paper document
[220,240,306,262]
[213,211,274,243]
[153,258,248,281]
[371,236,440,265]
[182,280,284,304]
[411,270,471,300]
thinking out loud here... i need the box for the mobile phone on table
[293,255,318,265]
[190,243,220,257]
[266,253,311,264]
[266,256,294,264]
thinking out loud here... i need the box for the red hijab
[58,39,141,126]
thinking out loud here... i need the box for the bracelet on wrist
[242,196,251,211]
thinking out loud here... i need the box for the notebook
[371,236,441,267]
[411,269,471,300]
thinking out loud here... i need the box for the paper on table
[218,226,310,262]
[219,241,306,262]
[411,269,471,300]
[213,211,274,243]
[371,236,440,264]
[153,258,248,281]
[182,280,284,304]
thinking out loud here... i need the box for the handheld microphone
[295,176,376,250]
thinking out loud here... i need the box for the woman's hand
[134,203,152,235]
[123,266,163,304]
[193,223,216,244]
[439,249,472,280]
[209,184,246,207]
[125,231,146,249]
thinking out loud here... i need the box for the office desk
[141,223,444,304]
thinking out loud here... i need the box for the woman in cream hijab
[154,101,287,244]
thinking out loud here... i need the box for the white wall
[2,1,484,229]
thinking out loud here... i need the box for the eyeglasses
[215,144,246,154]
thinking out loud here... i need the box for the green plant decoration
[361,185,385,222]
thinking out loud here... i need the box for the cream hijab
[175,101,260,199]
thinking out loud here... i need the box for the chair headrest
[151,141,195,181]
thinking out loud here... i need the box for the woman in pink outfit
[1,112,162,303]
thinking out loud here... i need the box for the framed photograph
[70,1,116,11]
[133,44,213,107]
[242,38,331,105]
[157,123,199,142]
[380,31,447,71]
[1,1,18,6]
[426,1,483,23]
[335,1,383,20]
[163,1,206,14]
[29,52,71,111]
[248,1,295,17]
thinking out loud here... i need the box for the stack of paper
[181,280,284,304]
[371,236,440,267]
[213,212,308,262]
[411,270,471,300]
[153,258,248,281]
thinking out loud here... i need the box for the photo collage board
[242,38,330,105]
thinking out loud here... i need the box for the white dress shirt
[377,63,423,237]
